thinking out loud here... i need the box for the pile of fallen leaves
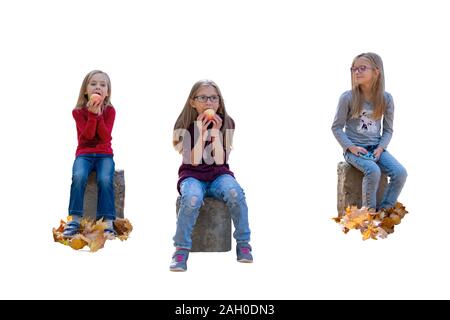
[52,217,133,252]
[333,202,408,240]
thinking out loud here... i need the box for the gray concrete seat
[84,169,125,219]
[176,197,231,252]
[337,162,387,215]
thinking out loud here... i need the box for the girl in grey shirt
[332,52,407,210]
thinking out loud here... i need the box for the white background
[0,0,449,299]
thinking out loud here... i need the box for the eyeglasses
[194,95,220,103]
[350,65,373,73]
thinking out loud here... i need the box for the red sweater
[72,106,115,157]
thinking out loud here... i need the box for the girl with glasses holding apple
[170,79,253,271]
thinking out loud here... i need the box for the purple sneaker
[170,248,189,272]
[236,243,253,263]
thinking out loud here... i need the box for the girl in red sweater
[63,70,116,237]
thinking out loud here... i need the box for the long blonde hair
[173,79,235,149]
[75,70,112,110]
[350,52,386,120]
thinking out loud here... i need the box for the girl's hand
[348,145,368,156]
[196,113,212,136]
[87,104,97,114]
[373,146,384,160]
[87,103,102,115]
[88,105,102,115]
[210,114,223,130]
[87,96,103,115]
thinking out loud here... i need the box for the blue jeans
[173,174,251,249]
[68,154,116,220]
[344,146,407,210]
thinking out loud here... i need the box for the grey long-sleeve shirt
[331,90,394,151]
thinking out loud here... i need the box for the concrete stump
[84,170,125,219]
[337,162,388,215]
[176,197,231,252]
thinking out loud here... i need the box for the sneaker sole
[170,267,187,272]
[237,259,253,263]
[62,234,78,239]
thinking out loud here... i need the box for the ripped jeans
[173,174,251,249]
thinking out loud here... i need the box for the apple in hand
[89,93,103,104]
[203,109,216,120]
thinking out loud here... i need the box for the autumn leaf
[52,220,67,242]
[80,219,109,252]
[362,225,378,241]
[379,217,395,234]
[394,203,408,218]
[339,206,372,230]
[390,214,401,225]
[79,232,106,252]
[55,220,66,233]
[69,236,88,250]
[114,218,133,241]
[332,217,342,223]
[376,227,388,239]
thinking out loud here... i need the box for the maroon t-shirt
[177,120,234,193]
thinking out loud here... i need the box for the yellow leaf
[69,237,88,250]
[361,225,378,240]
[362,229,372,241]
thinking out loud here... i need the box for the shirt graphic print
[357,110,378,134]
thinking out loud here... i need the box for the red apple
[90,93,102,104]
[203,109,216,120]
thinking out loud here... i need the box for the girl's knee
[365,165,381,179]
[72,172,89,185]
[97,174,113,187]
[224,187,245,205]
[394,166,408,182]
[181,193,203,209]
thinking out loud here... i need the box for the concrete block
[337,162,388,215]
[84,170,125,219]
[176,196,231,252]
